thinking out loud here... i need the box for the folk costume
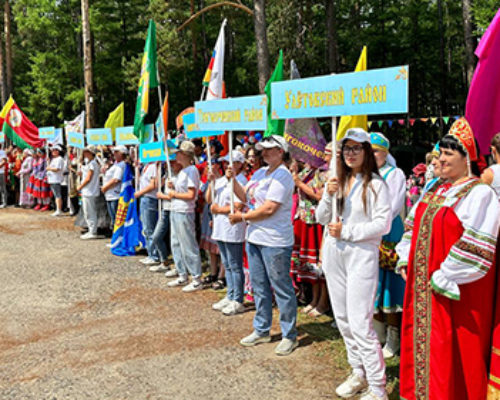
[396,118,499,400]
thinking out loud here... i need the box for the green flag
[264,50,284,137]
[3,122,32,150]
[133,20,159,142]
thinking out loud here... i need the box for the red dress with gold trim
[396,179,499,400]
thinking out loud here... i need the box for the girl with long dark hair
[317,128,392,400]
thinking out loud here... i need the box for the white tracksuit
[316,173,392,391]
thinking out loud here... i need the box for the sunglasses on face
[342,144,364,155]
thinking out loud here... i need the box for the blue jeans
[106,199,119,229]
[246,243,297,340]
[152,210,170,262]
[140,196,159,260]
[218,241,244,303]
[170,212,202,278]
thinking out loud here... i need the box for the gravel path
[0,208,342,400]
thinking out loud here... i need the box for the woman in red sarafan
[395,117,499,400]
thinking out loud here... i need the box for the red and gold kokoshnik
[448,117,479,162]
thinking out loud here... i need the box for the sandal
[301,304,315,314]
[308,307,328,318]
[202,275,217,284]
[212,278,226,290]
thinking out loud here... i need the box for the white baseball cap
[255,135,288,152]
[113,145,129,155]
[83,145,97,154]
[51,145,62,151]
[341,128,370,144]
[220,150,245,164]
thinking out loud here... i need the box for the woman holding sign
[229,135,298,356]
[163,140,203,293]
[316,128,391,400]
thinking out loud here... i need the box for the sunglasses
[342,144,364,155]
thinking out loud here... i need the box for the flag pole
[156,69,172,220]
[229,131,234,214]
[330,116,338,223]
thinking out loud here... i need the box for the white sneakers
[382,326,400,359]
[182,280,203,293]
[360,389,388,400]
[212,297,231,311]
[335,373,368,398]
[149,264,167,273]
[139,257,160,266]
[274,338,299,356]
[51,210,63,217]
[165,269,178,278]
[80,232,100,240]
[222,301,246,316]
[167,277,188,287]
[240,331,271,347]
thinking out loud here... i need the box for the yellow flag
[105,102,124,140]
[336,46,368,141]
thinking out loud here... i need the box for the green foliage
[6,0,499,131]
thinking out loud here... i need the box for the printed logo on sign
[9,109,22,128]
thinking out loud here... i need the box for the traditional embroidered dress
[395,178,499,399]
[19,154,34,206]
[290,166,326,285]
[375,162,406,313]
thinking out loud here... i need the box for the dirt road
[0,208,344,400]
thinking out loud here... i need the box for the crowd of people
[2,116,500,399]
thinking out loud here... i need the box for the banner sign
[182,112,224,139]
[139,140,177,164]
[67,131,84,149]
[285,118,327,169]
[39,126,56,140]
[116,126,140,145]
[271,65,409,119]
[86,128,113,145]
[195,94,267,131]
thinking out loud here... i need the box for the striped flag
[202,19,226,100]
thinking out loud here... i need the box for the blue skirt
[375,215,406,313]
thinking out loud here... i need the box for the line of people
[4,116,500,399]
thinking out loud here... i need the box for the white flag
[204,19,226,100]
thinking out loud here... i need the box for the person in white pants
[316,128,392,400]
[77,146,101,240]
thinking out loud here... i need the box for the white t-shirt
[161,171,178,211]
[139,163,158,199]
[81,159,100,197]
[212,173,248,243]
[47,156,64,184]
[245,165,294,247]
[171,165,199,213]
[103,161,125,201]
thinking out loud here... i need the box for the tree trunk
[81,0,96,128]
[253,0,270,93]
[462,0,476,87]
[0,29,6,105]
[438,0,447,114]
[4,0,12,97]
[326,0,338,72]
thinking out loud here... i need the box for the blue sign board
[39,126,56,140]
[195,94,267,131]
[139,140,177,164]
[271,65,409,119]
[0,130,4,144]
[67,131,85,149]
[182,112,224,139]
[116,126,140,145]
[86,128,113,145]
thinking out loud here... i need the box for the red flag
[163,92,168,135]
[2,97,44,148]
